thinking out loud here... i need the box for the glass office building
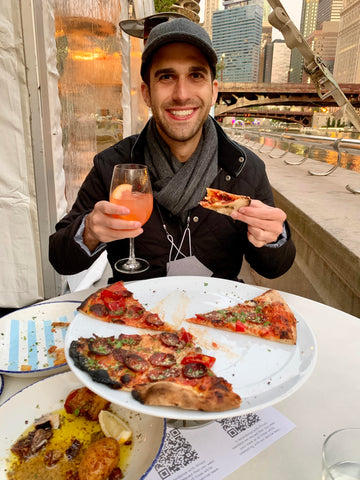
[212,2,263,82]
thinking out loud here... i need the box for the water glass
[322,428,360,479]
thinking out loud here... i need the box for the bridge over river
[215,83,360,126]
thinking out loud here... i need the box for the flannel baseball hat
[140,17,218,80]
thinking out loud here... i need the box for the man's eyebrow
[153,65,209,78]
[189,65,209,74]
[154,68,176,78]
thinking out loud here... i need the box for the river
[247,128,360,173]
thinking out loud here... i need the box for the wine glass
[109,164,153,273]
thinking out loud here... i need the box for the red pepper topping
[236,320,246,332]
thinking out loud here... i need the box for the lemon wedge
[99,410,132,444]
[112,183,132,199]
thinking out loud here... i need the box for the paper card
[147,407,295,480]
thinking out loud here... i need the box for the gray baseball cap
[140,18,218,80]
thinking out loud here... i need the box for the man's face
[141,43,218,150]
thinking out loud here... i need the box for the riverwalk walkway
[234,137,360,318]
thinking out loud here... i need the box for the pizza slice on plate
[186,289,297,345]
[69,329,241,412]
[78,281,173,332]
[199,187,251,216]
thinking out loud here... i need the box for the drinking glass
[322,428,360,480]
[109,164,153,273]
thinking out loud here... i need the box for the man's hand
[230,199,286,248]
[83,201,143,252]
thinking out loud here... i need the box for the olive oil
[6,407,132,479]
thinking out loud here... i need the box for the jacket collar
[131,117,247,177]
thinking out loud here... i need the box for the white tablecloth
[1,285,359,479]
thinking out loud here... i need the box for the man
[49,17,295,282]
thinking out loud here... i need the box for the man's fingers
[247,230,267,248]
[247,226,276,247]
[93,201,141,230]
[86,200,143,244]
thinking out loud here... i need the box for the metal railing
[225,128,360,194]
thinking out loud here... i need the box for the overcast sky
[199,1,303,38]
[272,0,302,39]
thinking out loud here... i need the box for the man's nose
[173,77,191,102]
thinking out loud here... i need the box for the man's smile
[168,108,197,117]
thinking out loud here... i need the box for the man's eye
[159,74,173,81]
[191,72,205,79]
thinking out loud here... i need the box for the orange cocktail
[109,164,153,274]
[110,187,153,225]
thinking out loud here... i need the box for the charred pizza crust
[132,376,239,412]
[199,188,251,216]
[69,329,241,412]
[186,289,297,345]
[77,281,174,332]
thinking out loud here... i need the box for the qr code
[216,413,261,438]
[153,428,200,479]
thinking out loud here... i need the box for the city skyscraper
[212,0,263,82]
[302,0,320,38]
[333,0,360,82]
[316,0,343,28]
[307,20,340,74]
[202,0,221,38]
[289,0,319,83]
[305,0,343,76]
[264,39,291,82]
[258,0,273,81]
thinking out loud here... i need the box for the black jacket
[49,119,295,282]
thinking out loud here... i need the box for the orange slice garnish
[112,184,132,199]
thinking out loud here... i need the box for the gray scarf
[144,117,218,222]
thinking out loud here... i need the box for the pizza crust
[200,197,251,216]
[132,379,241,412]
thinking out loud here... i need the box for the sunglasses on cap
[119,12,187,44]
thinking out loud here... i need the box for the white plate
[0,301,80,377]
[0,371,166,479]
[65,276,317,421]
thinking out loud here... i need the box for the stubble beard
[152,107,209,145]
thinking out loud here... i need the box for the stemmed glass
[109,164,153,273]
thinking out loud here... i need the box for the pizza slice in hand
[186,289,297,345]
[77,281,173,332]
[69,329,241,412]
[199,187,251,216]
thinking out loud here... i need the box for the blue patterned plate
[0,301,80,377]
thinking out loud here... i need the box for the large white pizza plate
[0,301,80,377]
[0,371,166,479]
[65,276,317,421]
